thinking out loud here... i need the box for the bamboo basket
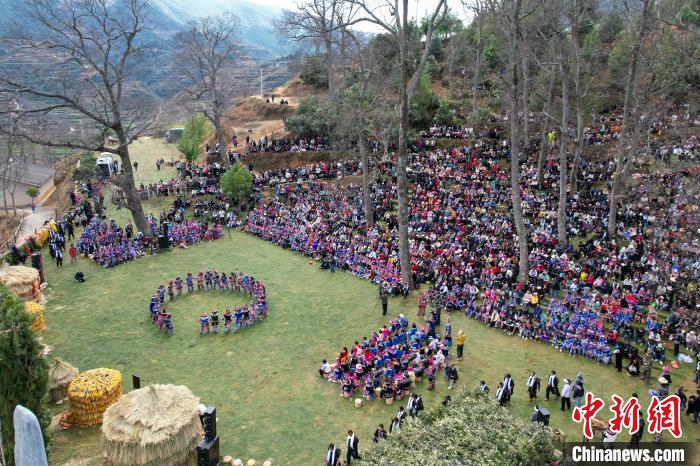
[68,368,122,427]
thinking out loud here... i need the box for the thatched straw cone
[49,358,79,402]
[25,301,46,334]
[68,368,122,427]
[101,384,203,466]
[0,264,44,302]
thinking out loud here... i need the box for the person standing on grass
[560,378,572,411]
[346,430,360,464]
[55,248,64,267]
[455,329,465,360]
[69,243,78,264]
[527,372,540,402]
[545,371,559,401]
[379,286,388,315]
[447,363,459,389]
[325,444,340,466]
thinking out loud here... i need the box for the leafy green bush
[433,100,456,126]
[409,74,439,129]
[284,96,334,139]
[360,389,554,466]
[607,36,631,90]
[299,56,329,89]
[73,153,97,181]
[0,284,49,464]
[596,11,624,44]
[178,114,208,163]
[220,163,253,203]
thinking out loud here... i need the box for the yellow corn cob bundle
[33,226,50,247]
[25,301,45,334]
[67,368,122,427]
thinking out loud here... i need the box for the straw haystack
[102,384,203,466]
[0,264,44,303]
[68,368,122,427]
[25,301,46,334]
[49,358,79,402]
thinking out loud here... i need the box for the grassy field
[43,139,699,464]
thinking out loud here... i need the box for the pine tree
[0,284,49,464]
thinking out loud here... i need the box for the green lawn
[42,138,698,464]
[43,230,699,464]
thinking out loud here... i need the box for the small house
[0,162,56,207]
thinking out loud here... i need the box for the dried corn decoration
[68,368,122,427]
[25,301,45,334]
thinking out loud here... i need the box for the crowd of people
[247,135,330,154]
[148,270,267,336]
[244,110,699,389]
[319,312,458,404]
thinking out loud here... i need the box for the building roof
[0,162,56,187]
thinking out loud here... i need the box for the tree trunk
[507,0,528,284]
[557,40,570,247]
[472,16,482,114]
[569,84,584,193]
[537,68,555,187]
[447,35,455,92]
[396,0,413,289]
[358,77,373,227]
[521,48,530,147]
[607,0,651,237]
[569,11,585,194]
[213,108,228,167]
[325,37,335,96]
[397,0,413,289]
[116,128,151,236]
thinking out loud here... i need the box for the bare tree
[556,28,570,246]
[501,0,529,283]
[462,0,486,115]
[176,13,240,167]
[536,66,555,186]
[278,0,341,95]
[607,0,653,237]
[567,0,594,193]
[0,125,28,215]
[521,40,531,146]
[347,0,447,289]
[0,0,157,235]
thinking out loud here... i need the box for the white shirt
[561,383,572,398]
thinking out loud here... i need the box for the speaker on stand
[31,251,45,284]
[197,406,219,466]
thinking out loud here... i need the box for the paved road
[14,206,56,246]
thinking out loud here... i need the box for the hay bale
[101,384,203,466]
[25,301,46,334]
[0,264,44,301]
[68,368,122,427]
[49,358,79,403]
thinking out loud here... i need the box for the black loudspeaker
[200,406,217,441]
[132,374,141,389]
[196,436,219,466]
[31,252,44,283]
[158,235,171,249]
